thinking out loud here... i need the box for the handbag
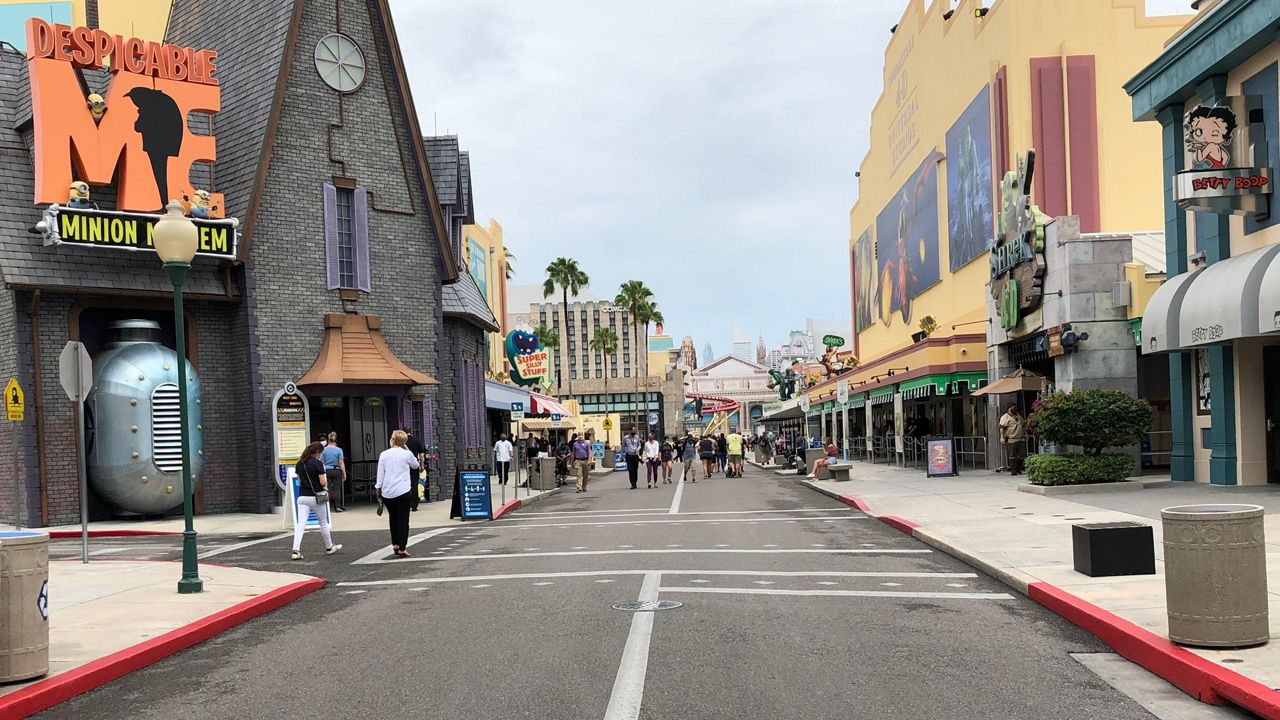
[304,462,329,505]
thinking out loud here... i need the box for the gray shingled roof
[442,272,499,332]
[459,150,472,217]
[423,136,460,208]
[0,51,229,296]
[166,0,298,225]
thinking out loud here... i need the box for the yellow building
[0,0,170,47]
[461,219,511,379]
[832,0,1189,444]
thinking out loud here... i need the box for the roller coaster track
[685,393,741,436]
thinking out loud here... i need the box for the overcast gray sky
[392,0,1190,357]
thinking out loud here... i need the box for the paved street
[37,466,1206,719]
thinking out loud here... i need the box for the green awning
[869,390,895,405]
[848,392,867,409]
[898,372,988,400]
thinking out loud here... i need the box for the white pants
[293,495,334,552]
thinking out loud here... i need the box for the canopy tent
[529,393,571,417]
[970,368,1047,396]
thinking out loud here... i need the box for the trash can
[1161,504,1268,648]
[0,531,49,683]
[530,457,558,490]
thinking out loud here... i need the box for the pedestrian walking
[291,441,341,560]
[999,404,1027,476]
[716,433,729,473]
[643,434,661,488]
[320,432,347,512]
[493,433,513,486]
[376,430,420,558]
[572,433,592,493]
[698,434,717,479]
[679,431,697,482]
[623,427,642,489]
[660,436,675,483]
[726,429,744,478]
[405,430,428,507]
[555,436,572,487]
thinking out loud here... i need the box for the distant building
[703,343,716,364]
[679,336,698,369]
[461,220,510,380]
[756,335,767,365]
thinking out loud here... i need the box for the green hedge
[1025,453,1134,486]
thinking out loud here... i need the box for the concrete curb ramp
[492,487,560,520]
[0,578,326,719]
[796,478,1280,720]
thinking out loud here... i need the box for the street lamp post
[153,201,202,594]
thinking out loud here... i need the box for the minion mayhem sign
[24,18,237,259]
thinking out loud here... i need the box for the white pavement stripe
[668,477,684,515]
[198,532,291,559]
[604,572,661,720]
[483,515,865,530]
[503,507,852,522]
[351,526,455,565]
[517,508,666,517]
[359,546,932,565]
[335,569,976,588]
[660,586,1015,600]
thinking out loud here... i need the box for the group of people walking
[617,427,749,487]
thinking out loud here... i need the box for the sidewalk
[0,560,321,718]
[0,479,557,537]
[793,461,1280,716]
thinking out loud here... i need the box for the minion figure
[183,189,218,219]
[86,93,107,122]
[68,181,96,209]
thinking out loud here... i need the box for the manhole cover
[612,601,683,612]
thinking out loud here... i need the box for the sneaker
[807,473,816,479]
[291,551,303,560]
[325,544,343,556]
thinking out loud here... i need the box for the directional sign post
[59,341,93,564]
[510,401,525,422]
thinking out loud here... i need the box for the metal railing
[1141,430,1173,468]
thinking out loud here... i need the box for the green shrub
[1025,389,1152,456]
[1025,453,1134,486]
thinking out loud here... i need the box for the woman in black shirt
[291,441,341,560]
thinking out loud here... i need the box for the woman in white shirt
[493,433,514,486]
[377,430,420,558]
[642,434,661,489]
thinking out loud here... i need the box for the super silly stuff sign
[25,18,224,215]
[505,330,550,387]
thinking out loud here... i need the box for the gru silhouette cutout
[125,87,183,209]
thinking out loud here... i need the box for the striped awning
[897,372,988,400]
[869,390,895,405]
[848,393,867,409]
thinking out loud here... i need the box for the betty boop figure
[1185,105,1237,170]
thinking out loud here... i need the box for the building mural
[853,229,875,332]
[874,152,941,326]
[946,85,994,272]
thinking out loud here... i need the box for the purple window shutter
[472,361,483,444]
[458,357,472,447]
[422,398,435,448]
[353,187,371,293]
[401,397,413,432]
[323,183,339,290]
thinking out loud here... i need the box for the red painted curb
[491,499,521,520]
[837,495,871,512]
[0,577,325,719]
[48,530,180,539]
[1029,582,1280,718]
[878,516,920,535]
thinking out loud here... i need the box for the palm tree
[543,258,590,394]
[614,281,656,428]
[589,326,619,442]
[502,248,516,280]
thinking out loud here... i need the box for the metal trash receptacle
[530,457,558,490]
[1162,504,1268,648]
[0,531,49,682]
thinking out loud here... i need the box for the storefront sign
[1174,97,1272,217]
[24,18,225,214]
[822,334,845,348]
[836,380,849,405]
[505,330,550,387]
[36,205,237,260]
[926,437,958,477]
[989,151,1048,333]
[458,470,492,520]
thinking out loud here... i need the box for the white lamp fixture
[153,200,198,264]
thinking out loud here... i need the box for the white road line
[482,515,865,530]
[198,532,292,559]
[504,507,852,522]
[336,569,976,588]
[351,526,455,565]
[517,507,666,517]
[604,572,661,720]
[668,477,684,515]
[660,587,1015,600]
[87,548,128,556]
[379,548,930,563]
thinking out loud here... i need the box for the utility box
[0,531,49,683]
[1072,521,1155,577]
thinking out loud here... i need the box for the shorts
[728,454,742,462]
[700,452,715,460]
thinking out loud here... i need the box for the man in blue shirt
[320,432,347,512]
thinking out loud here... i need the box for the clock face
[314,33,366,93]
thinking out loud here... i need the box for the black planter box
[1072,521,1155,577]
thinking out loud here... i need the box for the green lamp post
[153,200,203,594]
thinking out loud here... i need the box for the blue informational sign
[511,402,524,413]
[614,451,626,472]
[592,442,605,460]
[459,470,493,520]
[552,413,562,422]
[290,472,324,528]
